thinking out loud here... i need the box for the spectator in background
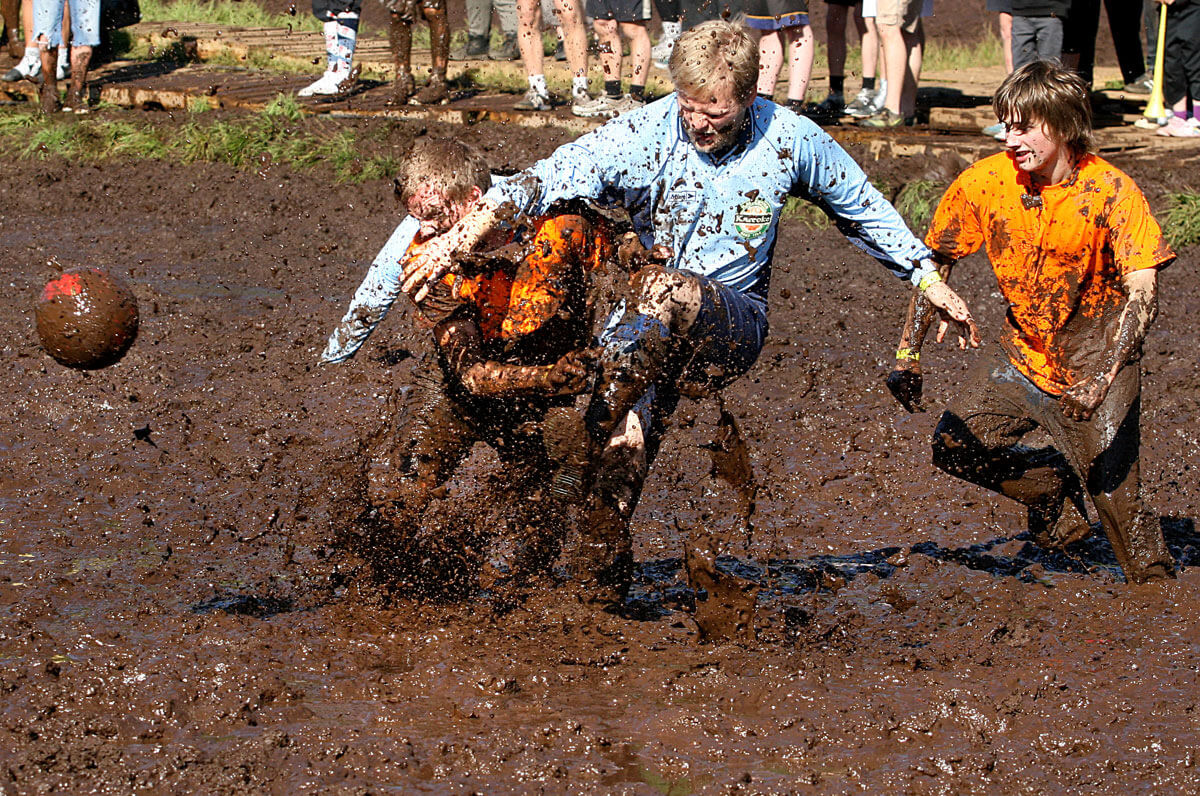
[514,0,601,115]
[3,0,68,83]
[981,0,1013,139]
[33,0,96,112]
[588,0,652,116]
[1062,0,1152,93]
[384,0,452,105]
[1154,0,1199,138]
[821,0,886,118]
[450,0,519,61]
[651,0,681,69]
[747,0,815,113]
[299,0,361,96]
[1010,0,1066,70]
[859,0,925,127]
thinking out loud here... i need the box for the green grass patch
[1162,192,1200,249]
[140,0,321,31]
[0,99,399,183]
[782,195,832,229]
[892,179,946,232]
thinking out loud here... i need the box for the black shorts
[824,0,858,6]
[587,0,653,22]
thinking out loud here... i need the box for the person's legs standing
[490,0,520,58]
[620,19,651,103]
[412,0,450,103]
[783,21,814,105]
[452,0,492,59]
[755,28,783,99]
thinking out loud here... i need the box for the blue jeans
[34,0,100,47]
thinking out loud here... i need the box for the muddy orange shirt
[411,214,612,341]
[926,152,1174,395]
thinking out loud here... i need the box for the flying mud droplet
[35,267,139,370]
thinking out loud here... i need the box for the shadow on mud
[627,515,1199,618]
[187,516,1198,622]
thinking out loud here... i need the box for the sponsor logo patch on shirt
[734,198,772,240]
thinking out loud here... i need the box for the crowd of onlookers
[1,0,1195,133]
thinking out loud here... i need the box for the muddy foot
[411,77,448,105]
[389,72,415,105]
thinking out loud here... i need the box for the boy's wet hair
[395,137,491,206]
[993,60,1094,156]
[669,19,759,104]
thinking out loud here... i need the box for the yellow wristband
[896,347,919,361]
[918,271,943,292]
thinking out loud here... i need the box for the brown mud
[2,113,1200,793]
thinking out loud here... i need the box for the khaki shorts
[875,0,922,32]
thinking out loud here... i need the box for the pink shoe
[1156,116,1200,138]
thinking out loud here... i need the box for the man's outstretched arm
[1059,268,1159,422]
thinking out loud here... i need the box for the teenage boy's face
[407,184,471,241]
[1001,116,1070,182]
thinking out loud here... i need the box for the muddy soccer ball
[35,268,139,369]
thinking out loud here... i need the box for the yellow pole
[1143,2,1168,120]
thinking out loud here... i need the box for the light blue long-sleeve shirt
[485,95,936,298]
[320,216,420,363]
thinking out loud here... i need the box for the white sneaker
[870,80,887,114]
[513,86,553,111]
[297,64,349,97]
[56,52,70,81]
[572,91,617,118]
[608,93,644,115]
[843,87,876,118]
[2,49,40,82]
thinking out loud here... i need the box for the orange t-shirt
[926,152,1174,395]
[411,214,612,342]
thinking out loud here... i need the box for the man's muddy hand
[887,362,925,413]
[617,233,672,273]
[925,281,982,350]
[544,349,597,395]
[1059,373,1110,421]
[402,235,456,304]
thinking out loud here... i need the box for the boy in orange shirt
[887,60,1176,583]
[322,138,615,589]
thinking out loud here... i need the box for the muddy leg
[932,409,1088,549]
[570,421,648,604]
[2,0,20,58]
[388,10,415,103]
[65,45,90,111]
[412,0,449,104]
[368,391,475,522]
[37,42,57,113]
[1050,371,1173,583]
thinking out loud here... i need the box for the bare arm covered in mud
[887,260,981,412]
[433,314,594,398]
[1058,268,1159,422]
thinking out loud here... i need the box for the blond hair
[668,20,759,104]
[993,60,1094,157]
[396,137,491,205]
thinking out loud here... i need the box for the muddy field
[1,112,1199,794]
